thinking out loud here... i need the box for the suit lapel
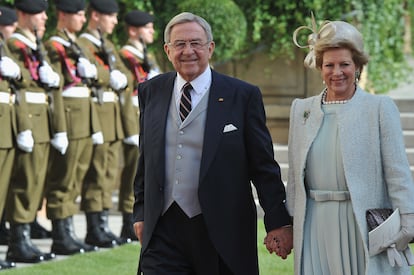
[199,72,231,182]
[145,73,176,184]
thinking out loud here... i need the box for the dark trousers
[140,202,233,275]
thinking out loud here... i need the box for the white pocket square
[223,124,238,133]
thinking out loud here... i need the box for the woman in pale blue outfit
[286,16,414,275]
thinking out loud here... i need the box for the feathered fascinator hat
[293,12,367,69]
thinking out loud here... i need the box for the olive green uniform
[6,28,66,224]
[78,29,136,212]
[118,41,147,214]
[0,41,28,220]
[44,30,101,220]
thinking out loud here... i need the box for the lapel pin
[218,98,224,102]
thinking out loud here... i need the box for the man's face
[136,22,154,44]
[63,10,86,33]
[28,11,48,38]
[164,21,214,82]
[96,12,118,34]
[0,22,17,39]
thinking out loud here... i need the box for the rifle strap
[120,47,148,95]
[50,39,82,89]
[12,39,39,81]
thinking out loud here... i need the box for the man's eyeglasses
[167,40,210,50]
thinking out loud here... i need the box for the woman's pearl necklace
[322,90,349,105]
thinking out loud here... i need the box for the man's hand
[133,221,144,244]
[264,226,293,259]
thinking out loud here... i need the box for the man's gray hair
[164,12,213,43]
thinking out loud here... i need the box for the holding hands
[264,225,293,259]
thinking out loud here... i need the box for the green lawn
[2,221,413,275]
[0,221,292,275]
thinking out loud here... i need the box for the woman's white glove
[0,56,21,79]
[389,214,414,250]
[77,57,97,79]
[123,134,139,147]
[91,131,104,145]
[17,129,34,152]
[50,132,69,155]
[387,245,414,267]
[39,64,60,88]
[110,70,127,90]
[382,213,414,267]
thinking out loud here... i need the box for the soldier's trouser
[46,137,93,219]
[0,148,15,215]
[81,140,121,212]
[6,143,50,223]
[118,143,139,213]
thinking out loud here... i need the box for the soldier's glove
[382,213,414,267]
[0,56,21,79]
[39,64,60,88]
[123,134,139,147]
[16,129,34,153]
[110,70,127,90]
[50,132,69,155]
[91,131,104,145]
[77,57,97,79]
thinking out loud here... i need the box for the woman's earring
[355,71,360,83]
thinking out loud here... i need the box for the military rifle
[97,27,116,72]
[33,26,46,67]
[139,35,150,73]
[33,26,54,118]
[0,32,19,103]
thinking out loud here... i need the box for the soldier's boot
[51,217,98,255]
[120,212,137,242]
[30,216,52,239]
[6,223,45,263]
[100,209,130,245]
[85,212,117,248]
[0,259,15,270]
[0,216,9,245]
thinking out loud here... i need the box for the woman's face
[321,48,357,100]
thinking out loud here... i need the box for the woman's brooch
[303,110,310,124]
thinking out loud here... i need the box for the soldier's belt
[0,91,13,104]
[25,91,48,104]
[62,87,91,98]
[132,95,139,107]
[93,91,118,103]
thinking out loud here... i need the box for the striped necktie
[180,82,192,121]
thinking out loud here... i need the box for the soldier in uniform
[44,0,102,255]
[0,5,21,270]
[0,4,18,249]
[5,0,66,263]
[118,10,160,242]
[79,0,137,247]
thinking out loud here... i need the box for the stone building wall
[214,48,324,144]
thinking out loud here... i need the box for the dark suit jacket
[133,70,291,274]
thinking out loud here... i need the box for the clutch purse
[366,208,393,231]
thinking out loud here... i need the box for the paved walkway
[0,211,124,269]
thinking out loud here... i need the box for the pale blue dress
[301,104,365,275]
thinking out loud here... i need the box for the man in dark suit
[133,12,293,275]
